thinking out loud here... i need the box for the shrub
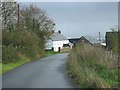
[2,45,20,64]
[13,31,40,58]
[2,30,45,63]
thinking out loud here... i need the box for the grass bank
[67,43,118,88]
[2,55,30,74]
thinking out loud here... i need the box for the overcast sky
[22,2,118,39]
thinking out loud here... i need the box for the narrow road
[3,53,75,88]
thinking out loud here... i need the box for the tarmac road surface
[2,53,75,88]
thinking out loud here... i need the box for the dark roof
[77,36,93,45]
[51,32,68,41]
[68,38,80,44]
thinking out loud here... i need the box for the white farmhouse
[45,31,69,52]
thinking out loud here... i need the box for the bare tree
[19,4,55,38]
[1,1,17,31]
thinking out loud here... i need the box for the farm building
[69,36,94,47]
[68,38,80,47]
[77,36,93,45]
[45,31,69,52]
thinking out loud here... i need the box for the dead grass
[67,43,118,88]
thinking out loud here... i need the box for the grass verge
[2,50,60,74]
[2,55,30,74]
[67,43,119,88]
[45,50,61,56]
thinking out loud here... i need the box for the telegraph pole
[18,3,20,30]
[98,32,101,44]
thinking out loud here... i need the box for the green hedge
[2,45,20,64]
[2,30,45,64]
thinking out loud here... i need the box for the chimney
[58,30,61,33]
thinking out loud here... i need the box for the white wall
[45,39,69,52]
[63,40,69,44]
[53,40,69,52]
